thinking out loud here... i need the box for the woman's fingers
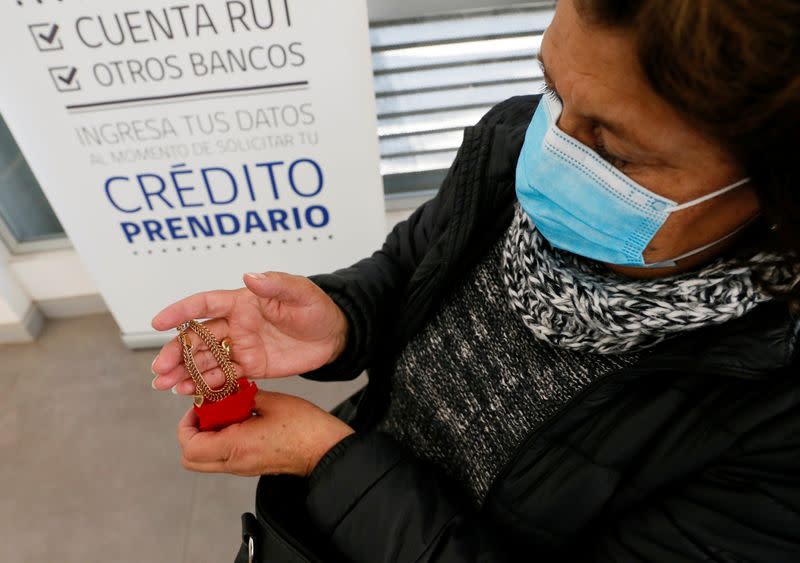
[174,378,197,395]
[151,289,238,331]
[152,319,229,375]
[243,272,316,306]
[154,355,241,391]
[172,367,229,395]
[167,347,241,379]
[177,407,201,442]
[177,406,235,468]
[151,363,193,393]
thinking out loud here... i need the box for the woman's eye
[539,81,635,171]
[594,134,631,170]
[542,83,562,102]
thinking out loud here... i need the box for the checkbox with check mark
[29,23,63,51]
[48,66,81,92]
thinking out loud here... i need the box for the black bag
[233,388,366,563]
[233,475,346,562]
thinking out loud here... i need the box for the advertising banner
[0,0,385,346]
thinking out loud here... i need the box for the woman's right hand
[150,271,349,395]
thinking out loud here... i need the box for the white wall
[0,240,44,342]
[0,268,28,323]
[9,249,98,302]
[0,244,30,322]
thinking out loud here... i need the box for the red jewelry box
[195,377,258,432]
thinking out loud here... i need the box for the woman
[151,0,800,560]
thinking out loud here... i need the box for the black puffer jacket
[237,97,800,563]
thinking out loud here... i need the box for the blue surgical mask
[515,95,751,268]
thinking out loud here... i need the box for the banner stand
[1,1,385,345]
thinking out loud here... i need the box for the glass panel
[0,114,64,244]
[373,36,541,75]
[367,0,538,23]
[376,80,542,118]
[374,55,542,94]
[373,4,553,194]
[370,9,552,47]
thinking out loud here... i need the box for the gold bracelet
[177,320,240,407]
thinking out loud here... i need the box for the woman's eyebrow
[536,52,652,152]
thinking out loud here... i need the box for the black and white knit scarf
[501,203,795,354]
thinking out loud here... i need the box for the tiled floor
[0,314,367,563]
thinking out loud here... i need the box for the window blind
[371,3,555,198]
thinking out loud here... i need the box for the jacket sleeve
[298,95,539,383]
[305,432,518,562]
[583,403,800,562]
[299,184,448,382]
[305,419,800,563]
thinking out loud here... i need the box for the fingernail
[171,385,179,395]
[151,356,158,375]
[151,376,159,390]
[246,272,267,280]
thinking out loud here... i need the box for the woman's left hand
[177,390,355,478]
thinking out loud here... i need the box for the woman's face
[541,0,761,278]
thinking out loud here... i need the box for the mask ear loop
[670,178,751,211]
[643,214,761,269]
[642,177,754,268]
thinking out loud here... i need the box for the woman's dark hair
[576,0,800,306]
